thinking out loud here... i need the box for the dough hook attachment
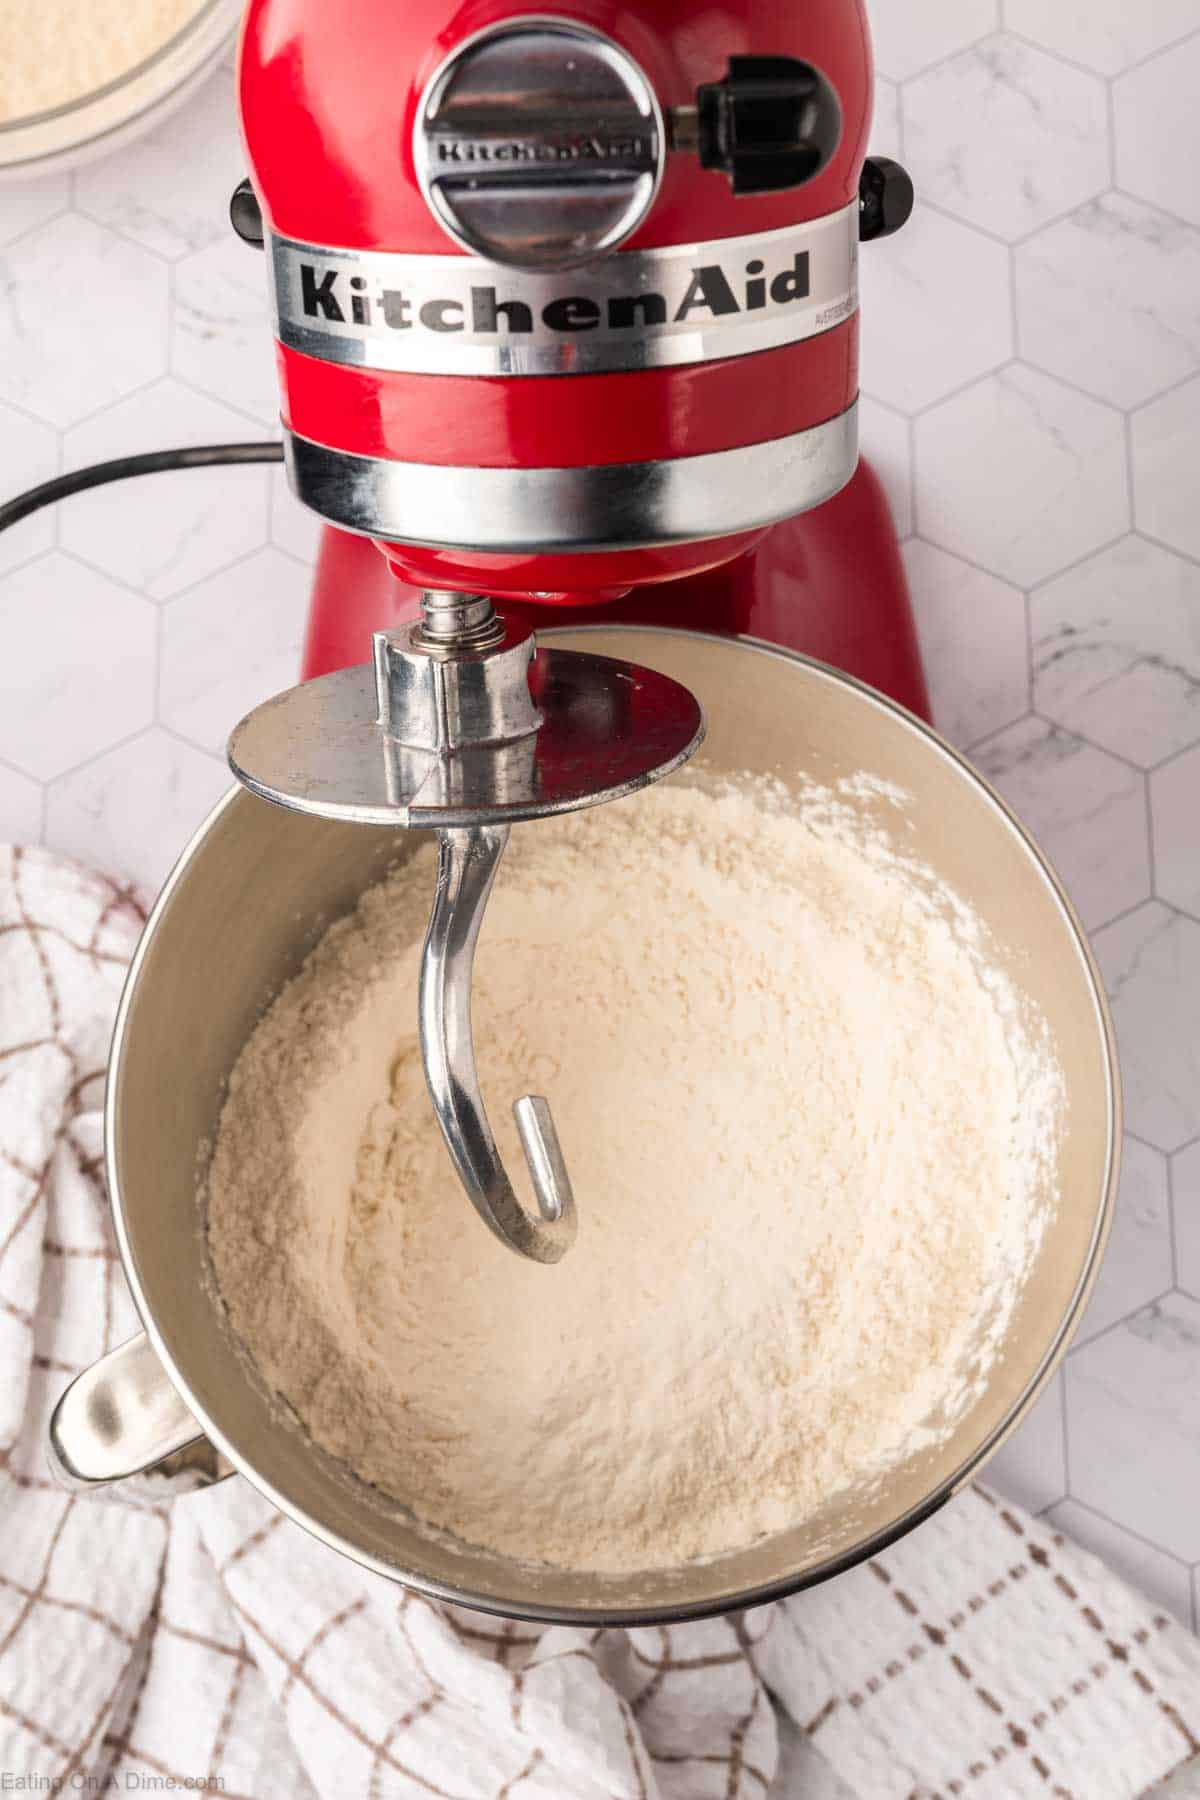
[227,589,705,1264]
[421,825,576,1262]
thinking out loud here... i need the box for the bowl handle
[47,1331,233,1496]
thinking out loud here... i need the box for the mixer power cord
[0,442,285,535]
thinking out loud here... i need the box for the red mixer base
[301,461,930,721]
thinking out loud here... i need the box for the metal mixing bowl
[48,629,1118,1624]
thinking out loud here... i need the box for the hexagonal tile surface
[903,36,1109,242]
[0,174,68,249]
[1015,196,1200,409]
[0,403,58,578]
[871,77,902,162]
[159,547,310,754]
[0,763,42,845]
[1066,1294,1200,1560]
[1151,747,1200,918]
[75,66,242,261]
[858,206,1011,412]
[973,718,1149,931]
[1132,375,1200,560]
[45,728,230,894]
[0,554,156,780]
[0,214,168,428]
[172,236,278,426]
[1116,34,1200,228]
[1005,0,1200,76]
[1093,903,1200,1152]
[915,367,1128,586]
[1031,538,1200,768]
[1045,1499,1193,1627]
[1174,1139,1200,1299]
[858,399,912,539]
[902,542,1026,746]
[985,1370,1067,1514]
[1074,1136,1172,1346]
[270,467,324,565]
[62,382,271,601]
[871,0,998,82]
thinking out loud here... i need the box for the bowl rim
[0,0,241,176]
[104,626,1121,1625]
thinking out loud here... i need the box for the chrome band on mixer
[268,203,859,378]
[284,402,858,548]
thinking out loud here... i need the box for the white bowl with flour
[0,0,241,179]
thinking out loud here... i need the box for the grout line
[1056,1493,1193,1576]
[1119,23,1200,79]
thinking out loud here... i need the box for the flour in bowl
[0,2,200,122]
[205,774,1062,1574]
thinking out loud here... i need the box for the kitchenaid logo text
[433,133,651,164]
[296,250,812,336]
[269,205,859,376]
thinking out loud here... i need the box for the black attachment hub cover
[695,56,842,195]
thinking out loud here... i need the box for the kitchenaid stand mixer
[224,0,915,1264]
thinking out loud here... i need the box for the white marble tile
[914,365,1129,587]
[172,235,278,427]
[973,717,1150,931]
[0,554,156,780]
[870,76,902,162]
[902,541,1026,745]
[61,381,271,601]
[869,0,998,82]
[1174,1140,1200,1298]
[0,763,42,846]
[1074,1137,1173,1346]
[1006,0,1200,76]
[270,466,324,565]
[1046,1498,1193,1626]
[1015,195,1200,408]
[44,727,230,895]
[1132,375,1200,561]
[1064,1294,1200,1560]
[858,205,1012,412]
[1151,747,1200,918]
[857,399,912,539]
[985,1370,1067,1513]
[0,215,168,429]
[75,65,242,262]
[159,546,310,754]
[1031,538,1200,768]
[1115,34,1200,229]
[1093,902,1200,1152]
[0,174,69,248]
[903,36,1109,243]
[0,402,58,577]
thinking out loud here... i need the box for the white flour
[0,2,198,122]
[206,775,1062,1575]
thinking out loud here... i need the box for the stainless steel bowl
[48,629,1119,1624]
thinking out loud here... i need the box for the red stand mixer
[226,0,919,1262]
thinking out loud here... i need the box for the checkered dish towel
[3,845,1200,1800]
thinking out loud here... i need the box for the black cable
[0,442,285,535]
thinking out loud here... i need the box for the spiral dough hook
[418,825,578,1263]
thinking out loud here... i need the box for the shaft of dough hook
[418,826,579,1262]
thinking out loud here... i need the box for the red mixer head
[238,0,911,604]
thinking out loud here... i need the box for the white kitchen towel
[2,843,1199,1800]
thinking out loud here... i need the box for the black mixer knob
[688,57,843,196]
[230,178,265,248]
[859,157,915,242]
